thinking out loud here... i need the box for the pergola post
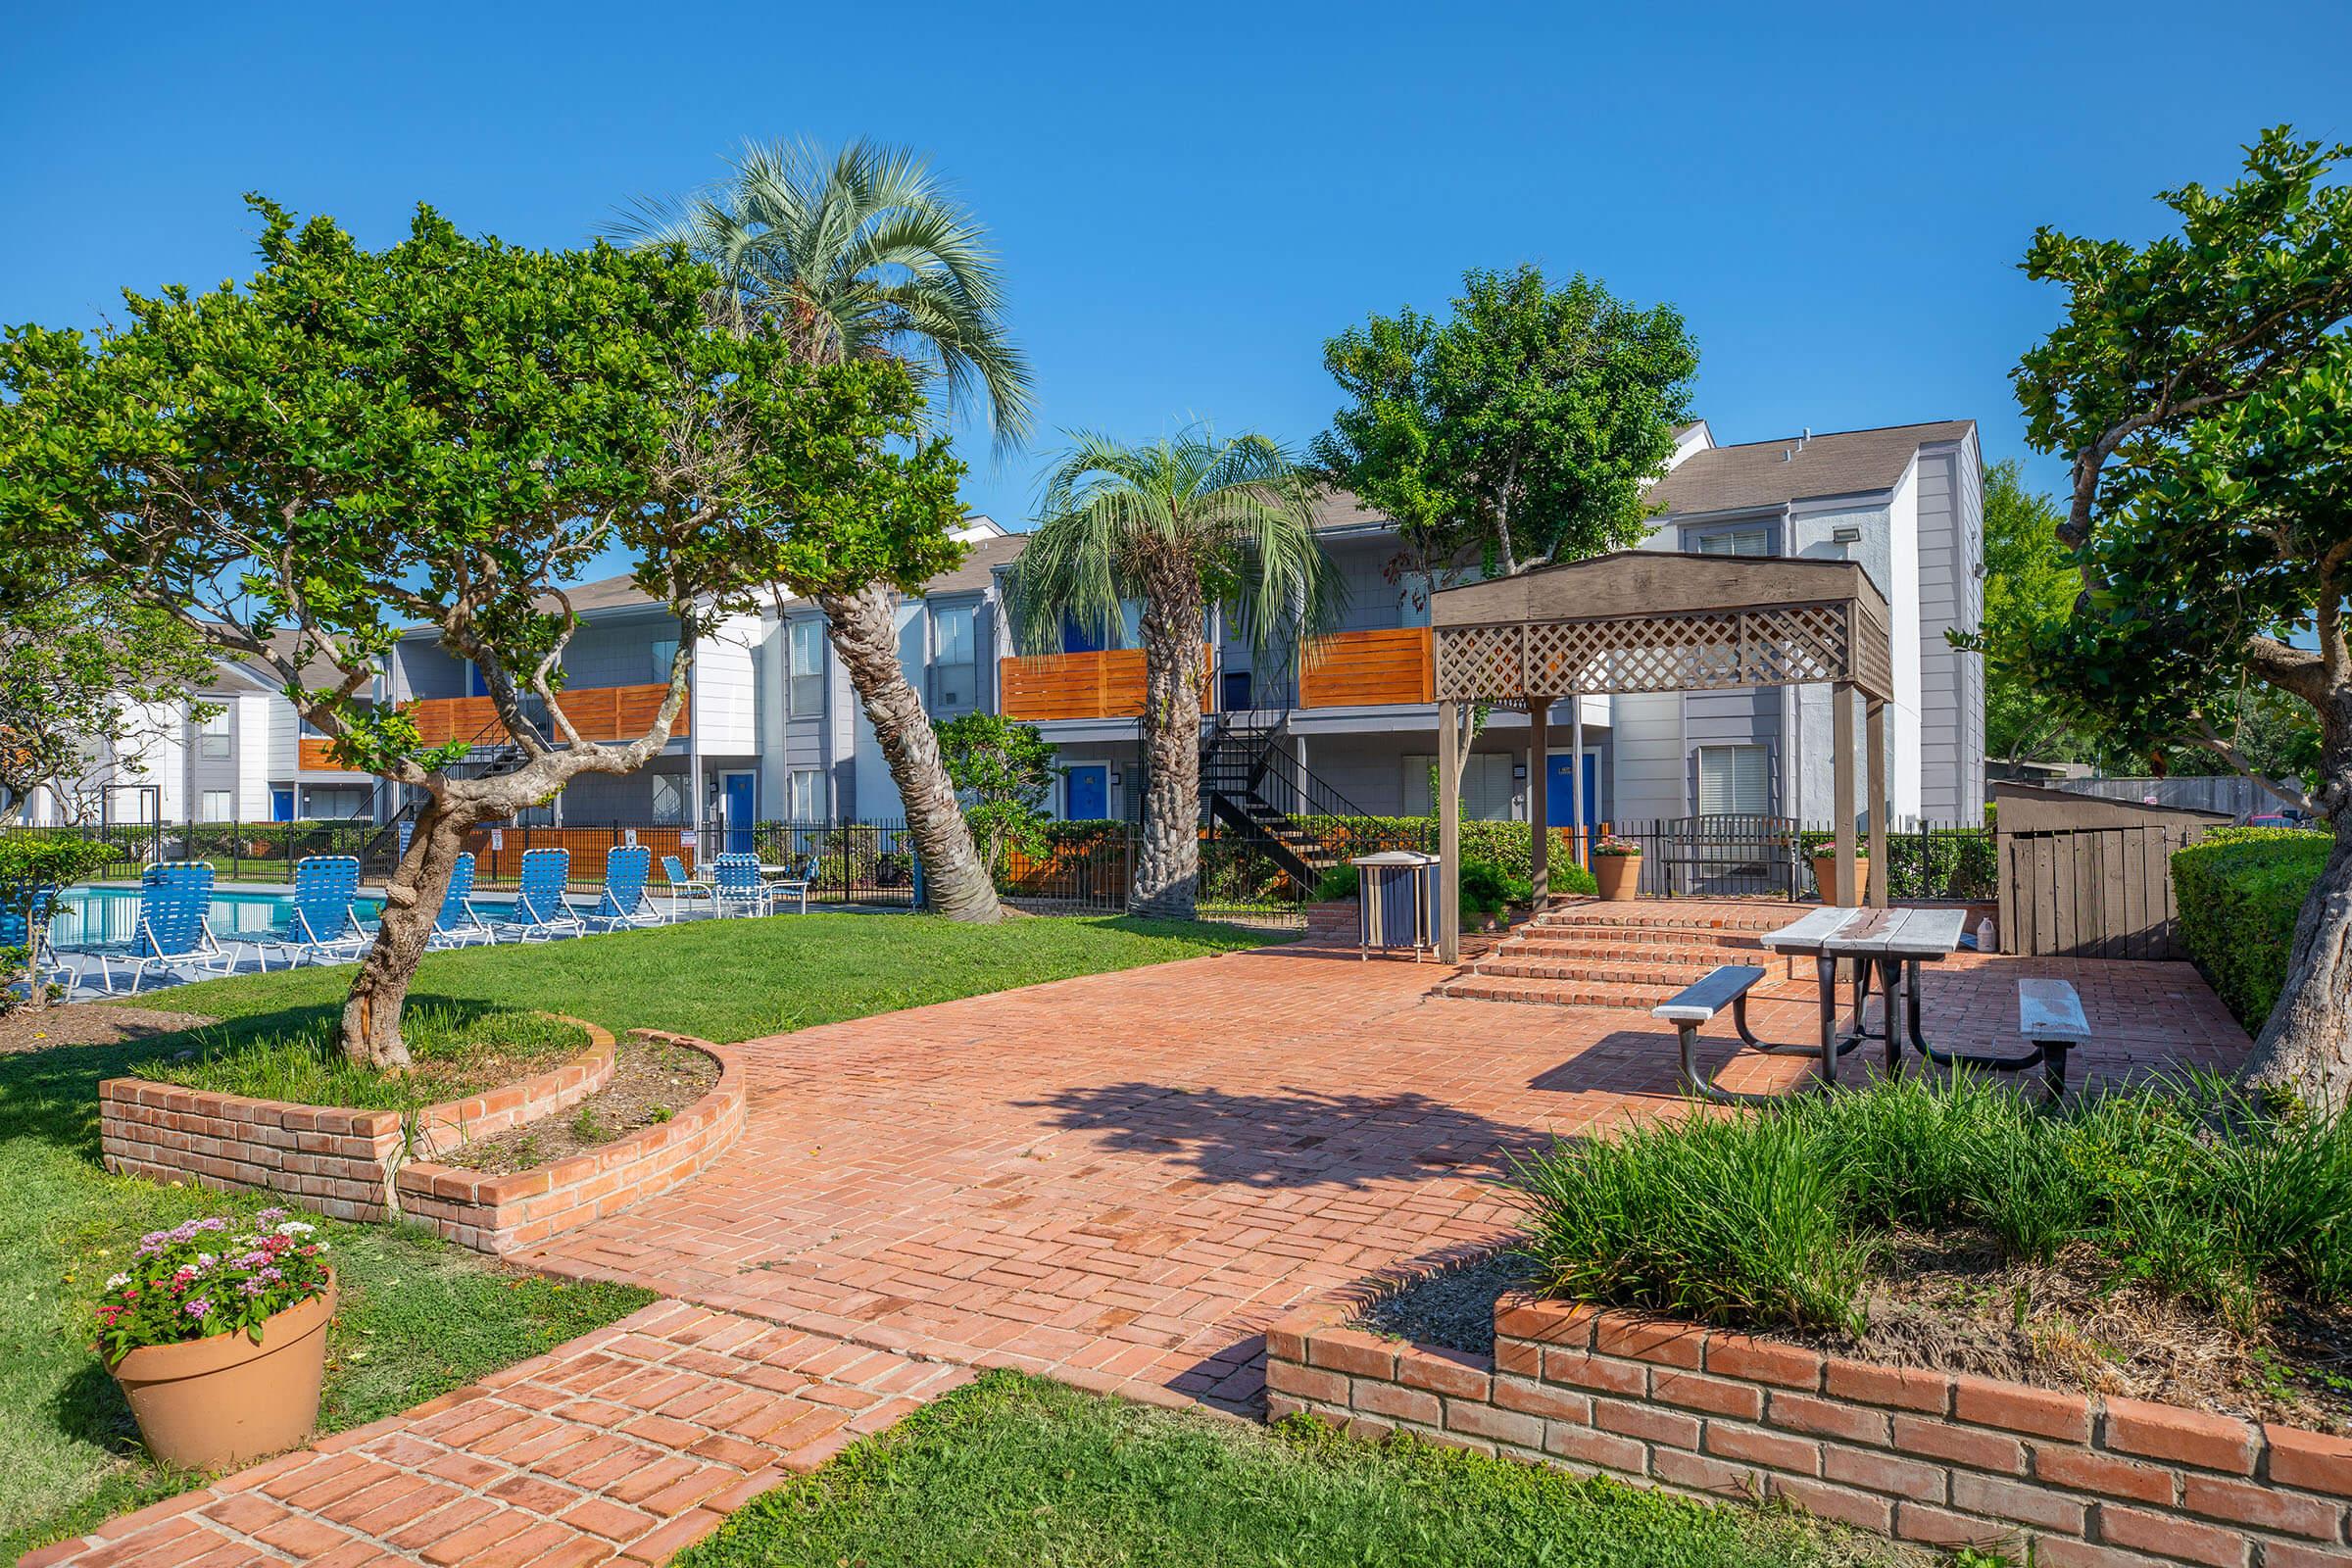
[1569,694,1587,868]
[1438,699,1463,962]
[1866,696,1888,909]
[1527,696,1549,907]
[1832,680,1857,908]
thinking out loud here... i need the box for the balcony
[406,683,689,749]
[1298,627,1434,708]
[999,647,1214,722]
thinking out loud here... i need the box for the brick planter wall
[1267,1294,2352,1567]
[395,1030,745,1255]
[98,1019,615,1222]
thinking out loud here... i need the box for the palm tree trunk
[817,581,1004,922]
[1131,574,1205,920]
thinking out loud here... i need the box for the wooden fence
[1993,784,2230,959]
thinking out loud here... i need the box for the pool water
[52,886,389,949]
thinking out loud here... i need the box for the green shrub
[1315,863,1358,901]
[2173,826,2330,1031]
[1508,1071,2352,1337]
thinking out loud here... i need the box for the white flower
[105,1273,130,1290]
[311,1242,330,1253]
[195,1253,217,1269]
[273,1221,316,1238]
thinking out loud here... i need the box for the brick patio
[27,921,2251,1566]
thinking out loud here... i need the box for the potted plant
[1591,835,1643,902]
[93,1209,337,1471]
[1809,846,1869,906]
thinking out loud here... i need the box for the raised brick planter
[98,1018,615,1222]
[1267,1294,2352,1566]
[395,1029,745,1255]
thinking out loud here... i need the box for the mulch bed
[448,1037,718,1174]
[0,1002,208,1055]
[1349,1237,2352,1433]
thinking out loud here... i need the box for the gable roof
[1643,419,1974,518]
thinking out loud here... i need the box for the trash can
[1353,851,1441,960]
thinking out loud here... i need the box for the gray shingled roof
[1645,420,1974,518]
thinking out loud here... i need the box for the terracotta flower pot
[1810,852,1869,907]
[109,1272,336,1471]
[1593,853,1642,902]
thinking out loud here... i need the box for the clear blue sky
[7,2,2346,560]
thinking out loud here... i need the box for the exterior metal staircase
[1198,713,1379,890]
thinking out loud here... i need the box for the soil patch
[1350,1231,2352,1432]
[0,1002,209,1056]
[449,1037,718,1173]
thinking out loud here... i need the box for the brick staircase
[1436,899,1820,1011]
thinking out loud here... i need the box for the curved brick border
[1268,1293,2352,1567]
[98,1017,614,1223]
[395,1029,745,1256]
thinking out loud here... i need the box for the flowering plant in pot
[93,1208,337,1470]
[1590,835,1643,902]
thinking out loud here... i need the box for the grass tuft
[128,1003,586,1109]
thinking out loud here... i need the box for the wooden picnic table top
[1759,906,1967,960]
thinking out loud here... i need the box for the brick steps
[1438,901,1818,1014]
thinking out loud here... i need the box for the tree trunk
[817,581,1003,922]
[336,799,469,1070]
[2242,808,2352,1110]
[1130,575,1205,920]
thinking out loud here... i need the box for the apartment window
[1696,745,1770,817]
[932,604,976,710]
[788,619,825,715]
[650,773,687,824]
[1694,526,1770,558]
[302,785,370,819]
[199,789,233,822]
[196,708,230,761]
[788,768,823,821]
[649,638,679,684]
[1401,753,1517,821]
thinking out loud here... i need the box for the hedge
[2172,825,2332,1032]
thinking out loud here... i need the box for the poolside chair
[710,853,775,918]
[1,882,74,1001]
[504,848,583,942]
[660,854,717,920]
[89,861,236,995]
[583,844,662,931]
[248,855,369,970]
[426,852,499,949]
[767,852,816,914]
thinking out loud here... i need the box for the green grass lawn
[680,1370,1918,1568]
[4,914,1277,1556]
[149,911,1282,1044]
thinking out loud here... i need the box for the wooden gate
[1994,784,2231,959]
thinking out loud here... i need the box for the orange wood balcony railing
[1298,626,1434,708]
[998,647,1214,722]
[404,683,690,749]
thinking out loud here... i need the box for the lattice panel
[1438,600,1883,701]
[1433,623,1525,702]
[1740,605,1848,688]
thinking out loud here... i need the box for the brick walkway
[29,925,2250,1566]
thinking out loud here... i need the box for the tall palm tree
[618,138,1033,921]
[1006,429,1344,917]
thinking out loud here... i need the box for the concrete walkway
[26,932,2250,1566]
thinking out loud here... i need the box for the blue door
[467,662,489,697]
[270,788,296,823]
[722,774,757,855]
[1545,752,1600,841]
[1066,764,1108,822]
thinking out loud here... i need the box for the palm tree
[618,138,1033,921]
[1006,429,1344,917]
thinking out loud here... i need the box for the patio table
[1753,906,1882,1084]
[1760,906,1972,1084]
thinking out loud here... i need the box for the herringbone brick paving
[27,912,2249,1565]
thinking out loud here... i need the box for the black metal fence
[1599,816,1997,902]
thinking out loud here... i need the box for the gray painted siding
[1681,687,1782,814]
[1914,437,1985,820]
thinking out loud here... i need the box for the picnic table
[1757,906,1969,1085]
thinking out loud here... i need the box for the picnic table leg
[1815,955,1838,1085]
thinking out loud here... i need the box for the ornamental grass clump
[91,1209,332,1362]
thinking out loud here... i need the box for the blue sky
[7,2,2347,559]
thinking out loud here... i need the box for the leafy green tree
[0,566,218,821]
[0,197,963,1067]
[1314,265,1697,580]
[618,139,1033,922]
[2009,127,2352,1103]
[1005,429,1343,918]
[0,836,116,1012]
[1978,461,2093,767]
[933,713,1054,878]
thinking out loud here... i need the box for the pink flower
[183,1299,211,1319]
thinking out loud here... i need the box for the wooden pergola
[1429,551,1898,962]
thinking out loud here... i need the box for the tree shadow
[1018,1080,1550,1190]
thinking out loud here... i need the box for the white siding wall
[695,612,760,755]
[1914,431,1985,820]
[235,692,275,819]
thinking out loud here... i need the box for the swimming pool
[51,886,389,949]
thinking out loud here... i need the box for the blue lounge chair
[505,848,582,941]
[249,856,369,969]
[584,845,661,931]
[767,853,816,914]
[90,862,235,995]
[710,853,774,917]
[427,852,499,949]
[2,882,73,1001]
[660,854,716,920]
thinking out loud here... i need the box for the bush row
[1509,1069,2352,1337]
[2172,825,2332,1032]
